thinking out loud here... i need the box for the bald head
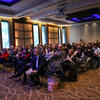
[11,45,14,50]
[34,48,39,56]
[58,44,62,50]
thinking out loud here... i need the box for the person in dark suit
[10,48,46,87]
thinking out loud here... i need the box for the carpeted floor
[0,65,100,100]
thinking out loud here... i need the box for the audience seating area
[0,40,100,90]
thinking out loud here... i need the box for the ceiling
[0,0,100,24]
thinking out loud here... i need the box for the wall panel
[69,22,100,43]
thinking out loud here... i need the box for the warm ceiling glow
[0,16,12,19]
[32,20,40,23]
[62,24,71,27]
[93,22,97,26]
[32,20,60,26]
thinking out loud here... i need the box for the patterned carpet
[0,65,100,100]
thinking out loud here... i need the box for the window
[33,24,39,46]
[62,28,66,44]
[59,28,61,44]
[1,21,10,48]
[42,25,47,45]
[48,26,59,44]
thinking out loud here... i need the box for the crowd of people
[0,40,100,89]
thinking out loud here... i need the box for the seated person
[93,44,100,68]
[9,45,14,56]
[9,45,15,64]
[84,44,94,69]
[62,48,76,65]
[45,47,53,61]
[61,48,77,81]
[52,44,57,55]
[0,48,9,64]
[13,47,24,70]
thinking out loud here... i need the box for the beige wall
[68,22,100,43]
